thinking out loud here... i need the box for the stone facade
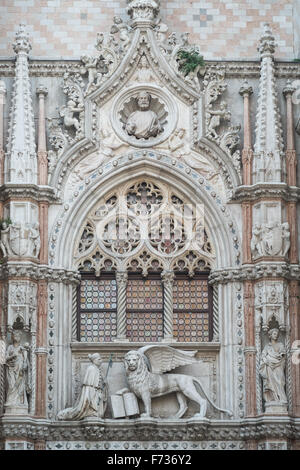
[0,0,299,451]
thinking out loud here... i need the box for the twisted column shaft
[116,271,128,340]
[162,271,174,340]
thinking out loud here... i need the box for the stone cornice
[0,416,299,442]
[0,183,59,203]
[209,263,300,284]
[0,262,80,284]
[0,60,299,78]
[230,183,300,203]
[71,341,221,355]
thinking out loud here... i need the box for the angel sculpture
[124,345,232,419]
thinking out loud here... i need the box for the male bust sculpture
[125,91,162,139]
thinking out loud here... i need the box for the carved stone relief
[251,222,290,259]
[111,85,177,148]
[0,221,40,259]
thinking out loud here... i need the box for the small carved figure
[259,328,287,404]
[72,129,124,183]
[60,100,84,131]
[57,353,107,420]
[28,222,40,258]
[166,128,216,177]
[124,346,232,419]
[5,330,31,411]
[206,102,231,140]
[281,222,290,257]
[111,16,131,50]
[125,91,162,139]
[0,221,11,256]
[81,55,102,94]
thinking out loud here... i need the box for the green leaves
[176,49,205,76]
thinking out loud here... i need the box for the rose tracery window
[75,180,216,344]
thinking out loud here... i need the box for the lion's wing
[139,345,197,374]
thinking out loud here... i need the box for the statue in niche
[125,91,162,139]
[57,353,107,420]
[5,329,31,411]
[259,328,287,405]
[124,345,232,419]
[60,100,84,131]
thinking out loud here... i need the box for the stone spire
[126,0,160,27]
[5,24,37,184]
[253,23,284,183]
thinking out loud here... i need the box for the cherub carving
[60,100,84,131]
[206,102,231,140]
[111,16,131,50]
[124,346,232,419]
[80,55,102,94]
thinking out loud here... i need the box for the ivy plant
[176,49,205,76]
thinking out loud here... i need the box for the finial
[127,0,160,26]
[13,24,32,55]
[258,22,276,58]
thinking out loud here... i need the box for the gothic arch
[49,156,241,271]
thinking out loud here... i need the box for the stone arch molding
[48,26,242,197]
[49,156,241,272]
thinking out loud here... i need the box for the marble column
[35,280,48,418]
[0,80,6,219]
[116,271,128,340]
[239,80,253,186]
[283,80,297,187]
[289,280,300,416]
[161,270,174,341]
[36,85,48,186]
[244,281,257,417]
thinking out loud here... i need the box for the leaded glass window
[126,274,164,342]
[78,273,117,342]
[173,273,212,342]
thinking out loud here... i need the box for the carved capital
[283,79,296,98]
[36,85,48,97]
[239,80,253,98]
[116,271,128,287]
[161,270,174,286]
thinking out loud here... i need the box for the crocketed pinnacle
[5,24,37,184]
[253,23,284,183]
